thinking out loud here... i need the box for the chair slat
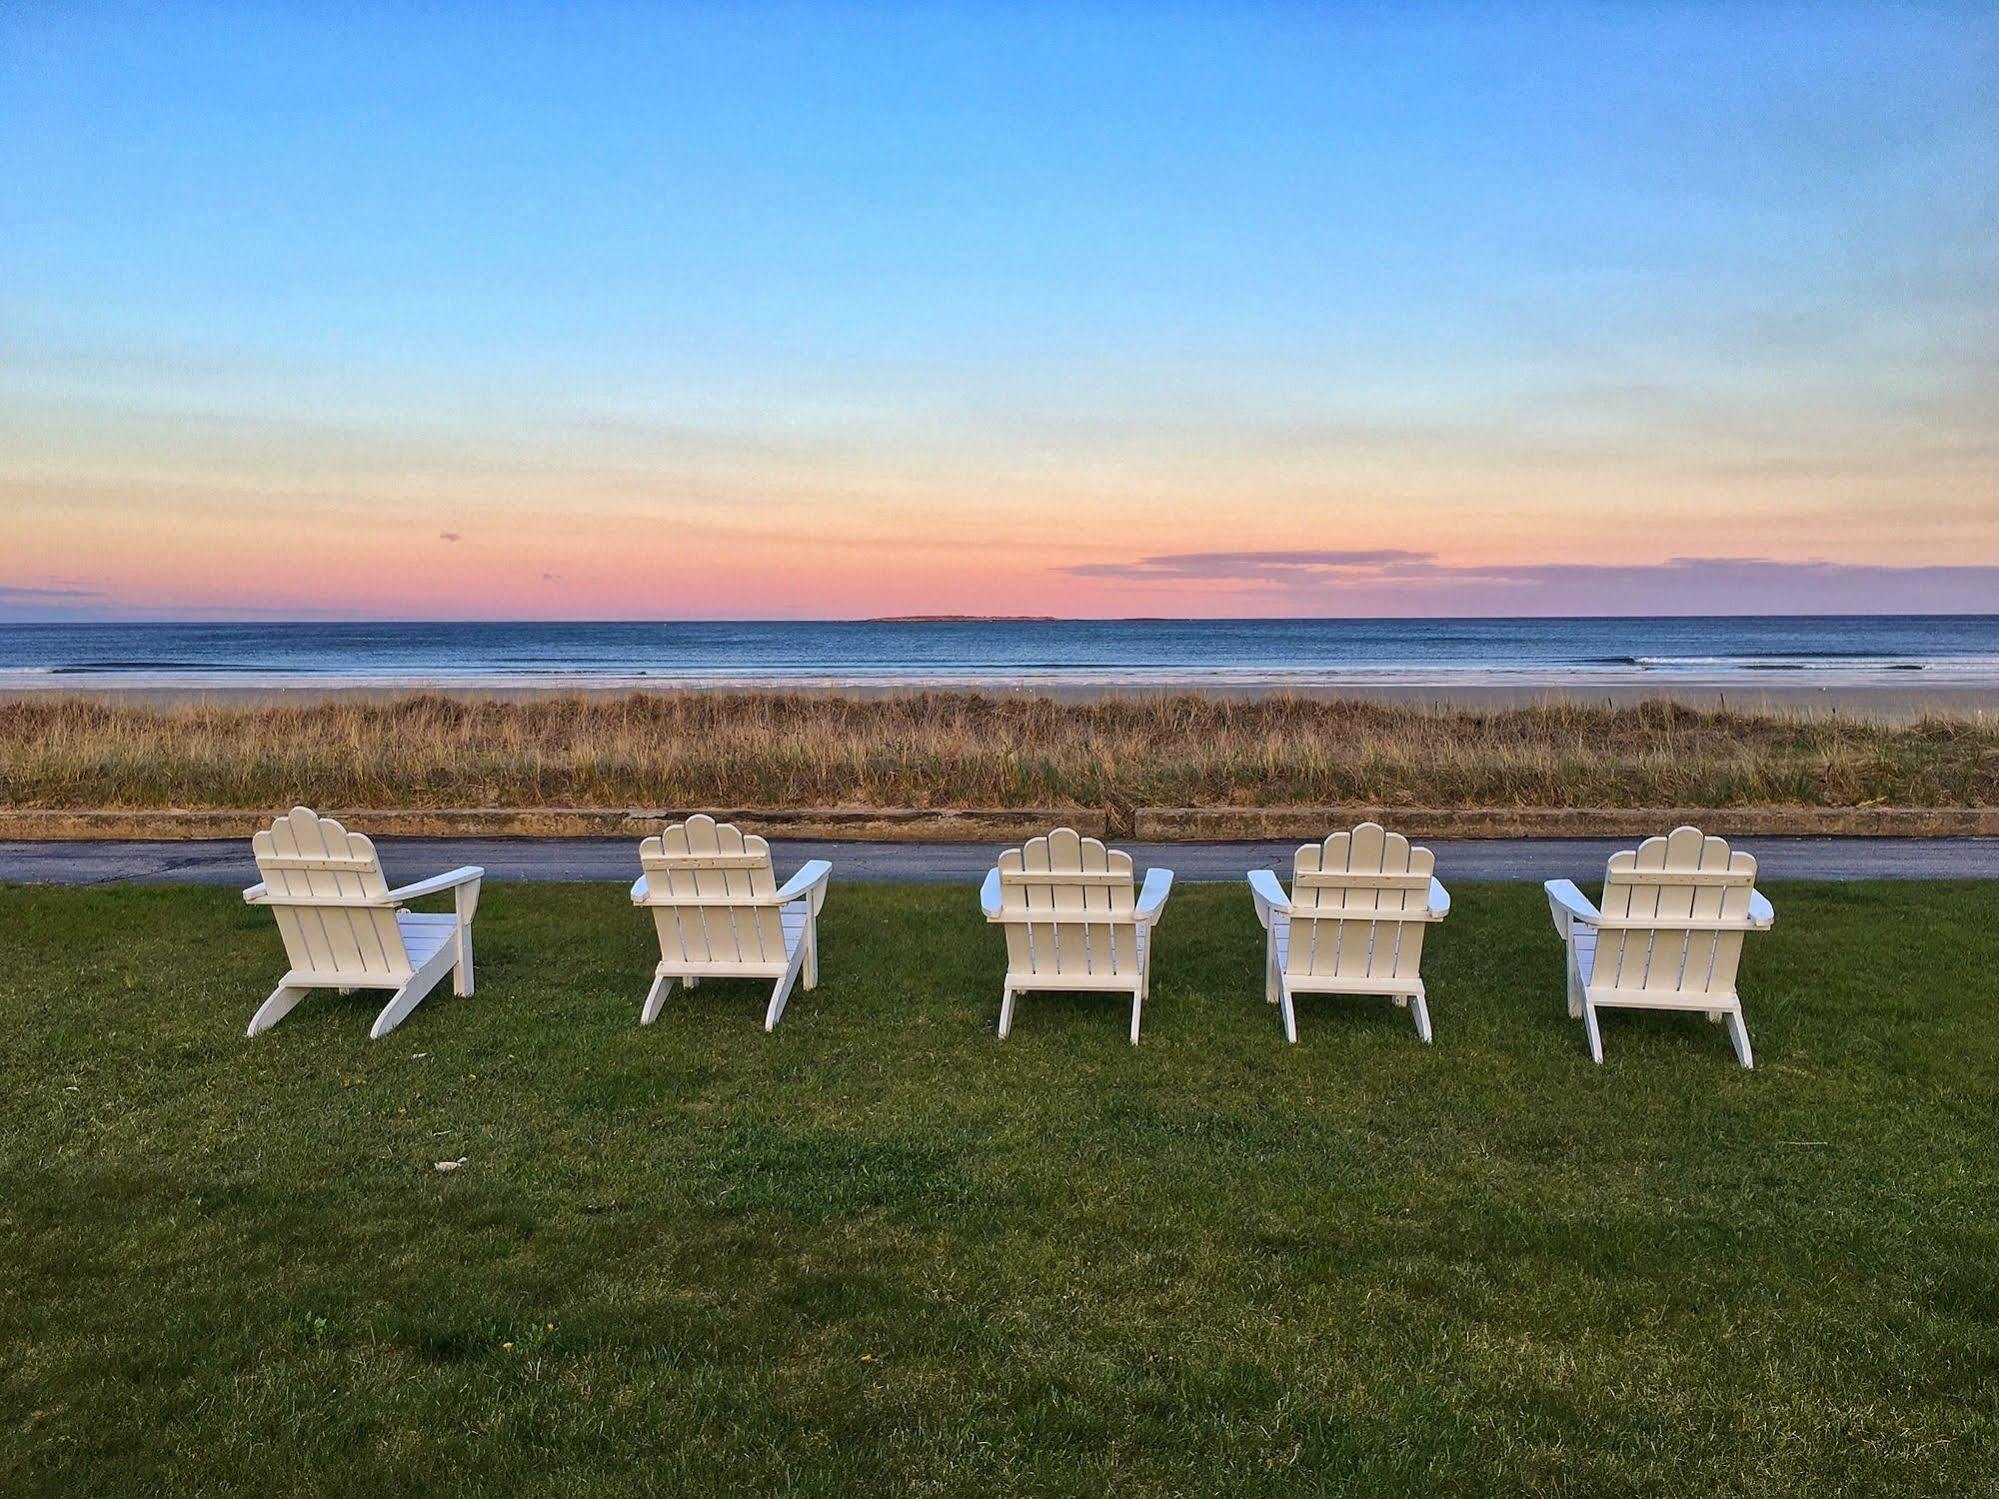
[1293,870,1433,891]
[999,869,1133,887]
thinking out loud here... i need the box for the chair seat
[396,911,458,968]
[1572,924,1597,985]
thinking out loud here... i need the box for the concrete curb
[2,805,1996,841]
[1134,806,1999,839]
[0,807,1106,842]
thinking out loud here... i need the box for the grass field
[3,880,1996,1495]
[6,691,1998,812]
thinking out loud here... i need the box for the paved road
[5,836,1998,888]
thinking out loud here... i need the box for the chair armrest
[1428,877,1451,920]
[1246,868,1290,929]
[979,867,1002,920]
[1136,867,1174,923]
[630,874,651,905]
[1748,890,1775,927]
[1544,879,1599,938]
[242,882,268,904]
[387,866,485,903]
[774,859,833,916]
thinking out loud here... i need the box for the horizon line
[6,612,1999,628]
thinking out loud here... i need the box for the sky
[3,2,1996,621]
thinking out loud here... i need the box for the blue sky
[4,3,1996,618]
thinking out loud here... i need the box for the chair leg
[1279,982,1298,1045]
[247,984,311,1038]
[370,983,422,1041]
[1129,987,1143,1045]
[1410,992,1433,1044]
[370,978,440,1040]
[1582,999,1605,1064]
[639,972,675,1025]
[1566,947,1584,1019]
[802,919,819,990]
[370,946,457,1040]
[765,941,808,1032]
[453,883,479,997]
[998,985,1016,1040]
[1265,942,1280,1005]
[1724,1009,1755,1069]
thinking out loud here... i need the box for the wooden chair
[979,828,1173,1044]
[243,806,482,1040]
[1545,826,1774,1067]
[1247,823,1450,1044]
[631,814,832,1030]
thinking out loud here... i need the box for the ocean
[3,617,1997,690]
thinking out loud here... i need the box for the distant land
[865,615,1059,623]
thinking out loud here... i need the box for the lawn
[2,880,1995,1495]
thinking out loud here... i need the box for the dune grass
[4,691,1997,812]
[2,879,1995,1495]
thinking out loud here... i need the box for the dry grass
[3,691,1996,811]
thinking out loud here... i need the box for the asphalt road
[5,837,1998,888]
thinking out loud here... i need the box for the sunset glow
[5,5,1996,619]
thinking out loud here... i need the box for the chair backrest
[251,806,411,981]
[638,814,786,967]
[1283,823,1435,983]
[1595,826,1759,998]
[995,827,1139,980]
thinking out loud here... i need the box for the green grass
[3,881,1996,1495]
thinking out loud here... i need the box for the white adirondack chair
[1545,826,1774,1068]
[630,814,832,1031]
[242,807,482,1040]
[978,828,1173,1044]
[1247,823,1450,1044]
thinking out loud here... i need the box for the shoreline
[7,677,1997,721]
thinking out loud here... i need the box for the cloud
[0,583,106,602]
[0,581,112,621]
[0,580,386,623]
[1061,552,1999,615]
[1067,550,1434,581]
[440,531,462,543]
